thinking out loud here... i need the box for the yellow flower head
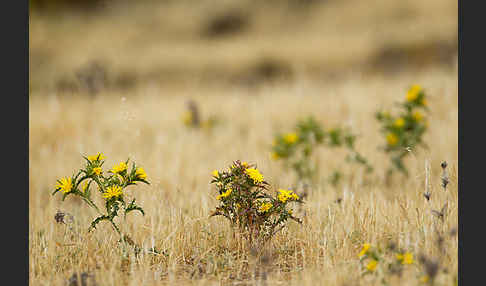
[92,167,102,176]
[212,170,219,178]
[358,243,371,258]
[394,118,405,128]
[420,275,430,283]
[366,259,378,272]
[386,133,398,146]
[271,152,279,160]
[82,181,89,192]
[242,161,249,168]
[56,177,73,194]
[406,84,422,102]
[216,188,232,200]
[135,167,147,180]
[277,189,299,203]
[182,111,193,126]
[102,185,123,199]
[112,162,127,174]
[88,152,105,162]
[288,209,293,215]
[402,252,414,264]
[396,252,414,264]
[421,98,427,106]
[245,168,264,184]
[283,133,299,144]
[258,202,273,213]
[412,111,423,122]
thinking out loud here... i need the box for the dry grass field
[29,0,458,285]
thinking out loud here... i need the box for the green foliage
[271,116,372,185]
[376,85,429,177]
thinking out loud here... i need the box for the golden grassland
[29,0,457,284]
[29,65,457,285]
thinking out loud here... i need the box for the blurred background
[29,0,457,94]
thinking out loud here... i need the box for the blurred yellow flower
[242,161,249,167]
[212,170,219,178]
[402,252,414,264]
[102,185,123,199]
[406,84,422,102]
[420,275,430,283]
[386,133,398,146]
[56,177,73,194]
[182,111,193,126]
[288,209,293,215]
[421,98,427,106]
[135,167,147,180]
[271,152,279,160]
[412,111,423,122]
[112,162,127,174]
[245,168,264,184]
[394,118,405,128]
[358,243,371,258]
[88,152,105,162]
[366,259,378,271]
[217,188,232,200]
[258,202,273,213]
[283,133,299,144]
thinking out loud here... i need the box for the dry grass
[29,66,457,285]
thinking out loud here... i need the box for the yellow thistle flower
[420,275,430,283]
[394,117,405,128]
[82,181,89,192]
[277,189,299,203]
[406,84,422,102]
[242,161,249,167]
[135,167,147,180]
[111,162,127,174]
[87,152,105,162]
[212,170,219,178]
[92,167,102,176]
[182,111,193,126]
[283,133,299,144]
[216,188,232,200]
[245,168,264,184]
[102,185,123,199]
[386,133,398,146]
[288,209,293,215]
[366,259,378,272]
[56,177,73,194]
[258,202,273,213]
[402,252,414,264]
[358,243,371,258]
[271,152,279,160]
[412,111,423,122]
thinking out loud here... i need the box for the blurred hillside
[29,0,457,94]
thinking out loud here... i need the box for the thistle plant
[182,100,218,130]
[357,242,419,283]
[52,153,149,238]
[376,84,428,178]
[271,116,372,186]
[209,160,303,247]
